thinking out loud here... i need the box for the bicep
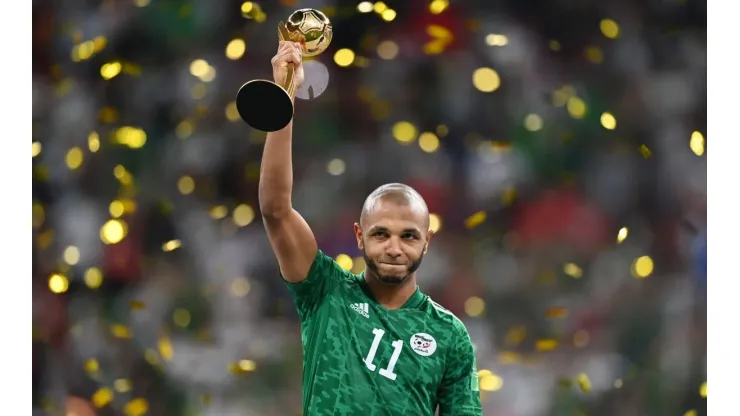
[262,208,318,283]
[437,328,482,416]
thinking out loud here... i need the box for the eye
[401,232,418,240]
[373,231,389,238]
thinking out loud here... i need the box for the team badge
[409,333,437,357]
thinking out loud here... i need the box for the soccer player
[259,41,483,416]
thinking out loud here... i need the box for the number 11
[364,328,403,381]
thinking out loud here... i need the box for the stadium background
[32,0,707,414]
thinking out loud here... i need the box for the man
[259,41,482,416]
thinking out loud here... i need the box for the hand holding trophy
[236,9,333,132]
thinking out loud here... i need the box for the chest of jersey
[311,282,447,412]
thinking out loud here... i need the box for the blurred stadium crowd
[32,0,706,414]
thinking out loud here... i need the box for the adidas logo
[351,303,370,318]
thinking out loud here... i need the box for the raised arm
[259,41,318,283]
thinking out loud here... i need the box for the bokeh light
[29,2,707,413]
[225,39,246,60]
[472,68,501,92]
[100,219,128,245]
[233,204,255,227]
[600,112,617,130]
[632,256,654,278]
[600,19,620,39]
[334,49,355,67]
[392,121,418,144]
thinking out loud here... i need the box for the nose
[385,237,402,258]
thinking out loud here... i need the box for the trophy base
[236,80,294,132]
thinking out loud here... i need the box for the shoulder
[307,250,357,282]
[422,298,471,339]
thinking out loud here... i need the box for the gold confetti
[573,330,590,348]
[631,255,654,278]
[429,0,449,14]
[99,106,118,123]
[600,19,620,39]
[497,351,521,364]
[123,398,149,416]
[100,61,122,80]
[48,273,69,294]
[229,359,257,375]
[114,378,132,393]
[690,131,705,156]
[92,387,114,408]
[240,1,265,21]
[231,278,251,297]
[334,49,356,67]
[110,324,133,339]
[32,141,42,157]
[84,358,100,374]
[66,147,84,170]
[351,257,367,274]
[600,112,617,130]
[639,144,652,159]
[465,211,487,229]
[535,339,558,351]
[239,359,257,371]
[557,378,573,389]
[576,373,591,392]
[209,205,229,219]
[464,297,485,317]
[196,329,215,343]
[158,336,174,361]
[545,307,567,318]
[233,204,256,226]
[173,308,192,327]
[201,393,212,405]
[699,381,707,398]
[584,46,604,64]
[144,349,160,365]
[563,263,582,278]
[478,371,504,391]
[504,326,526,346]
[335,254,353,271]
[567,96,587,118]
[424,24,453,54]
[429,214,442,233]
[123,62,142,76]
[32,203,45,228]
[130,300,146,310]
[162,239,181,252]
[617,226,628,243]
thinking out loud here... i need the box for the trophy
[236,8,333,132]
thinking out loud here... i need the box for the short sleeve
[283,250,347,321]
[437,324,482,416]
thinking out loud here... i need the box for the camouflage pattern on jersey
[284,250,482,416]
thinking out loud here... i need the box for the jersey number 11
[363,328,403,381]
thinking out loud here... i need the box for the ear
[424,230,433,255]
[353,223,364,250]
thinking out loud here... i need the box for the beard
[362,246,425,286]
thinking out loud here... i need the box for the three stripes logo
[351,303,370,318]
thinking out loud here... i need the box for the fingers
[272,42,303,67]
[277,41,301,54]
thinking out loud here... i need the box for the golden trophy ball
[236,8,333,132]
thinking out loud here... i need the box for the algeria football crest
[409,333,437,357]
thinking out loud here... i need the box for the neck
[364,271,418,310]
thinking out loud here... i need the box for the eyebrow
[369,226,421,235]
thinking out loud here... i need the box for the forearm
[259,120,294,216]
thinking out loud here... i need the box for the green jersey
[284,250,482,416]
